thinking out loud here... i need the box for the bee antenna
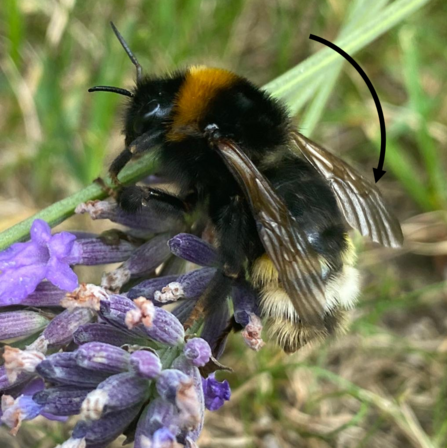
[110,21,143,82]
[88,86,134,98]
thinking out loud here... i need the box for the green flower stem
[0,153,156,251]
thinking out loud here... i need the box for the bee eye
[143,100,160,118]
[133,100,161,134]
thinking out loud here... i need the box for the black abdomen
[262,155,348,269]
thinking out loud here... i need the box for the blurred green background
[1,0,447,447]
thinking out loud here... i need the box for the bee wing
[291,131,403,248]
[215,138,326,328]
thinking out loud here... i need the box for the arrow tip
[372,168,386,183]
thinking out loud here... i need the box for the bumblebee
[90,23,403,353]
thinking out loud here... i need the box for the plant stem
[0,153,156,251]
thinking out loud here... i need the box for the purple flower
[201,374,231,411]
[1,393,43,435]
[0,219,79,305]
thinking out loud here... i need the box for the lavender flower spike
[0,310,49,341]
[0,219,79,305]
[168,233,218,267]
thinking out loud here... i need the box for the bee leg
[109,130,165,183]
[109,148,134,185]
[93,177,117,198]
[184,195,253,353]
[117,185,190,215]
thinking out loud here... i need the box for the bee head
[88,22,183,147]
[123,74,184,146]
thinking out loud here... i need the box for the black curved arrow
[309,34,386,183]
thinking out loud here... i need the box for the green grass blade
[264,0,432,107]
[399,27,446,209]
[300,0,390,136]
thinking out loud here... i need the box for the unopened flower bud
[0,365,32,393]
[171,355,204,437]
[81,372,148,420]
[0,311,49,342]
[168,234,218,267]
[156,369,191,403]
[69,236,136,266]
[154,268,216,303]
[134,398,180,447]
[99,294,147,338]
[76,199,183,234]
[76,342,130,373]
[183,338,211,367]
[102,234,172,291]
[74,323,146,347]
[33,386,93,416]
[72,403,142,446]
[128,275,179,301]
[232,281,261,327]
[43,308,95,348]
[36,352,110,387]
[143,428,182,448]
[129,298,185,345]
[130,350,162,379]
[20,281,67,307]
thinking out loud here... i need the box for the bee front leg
[117,185,191,215]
